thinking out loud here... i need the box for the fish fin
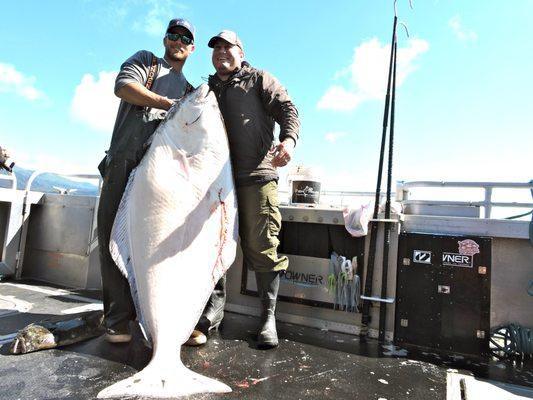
[109,166,149,340]
[174,148,190,180]
[109,165,136,279]
[97,363,231,398]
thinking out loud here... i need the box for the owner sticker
[442,252,473,268]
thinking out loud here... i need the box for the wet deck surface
[1,280,532,399]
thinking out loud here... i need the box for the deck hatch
[394,232,491,355]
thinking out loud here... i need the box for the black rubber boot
[196,275,226,335]
[255,271,280,348]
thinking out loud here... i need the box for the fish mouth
[195,84,212,102]
[164,84,211,124]
[184,85,211,105]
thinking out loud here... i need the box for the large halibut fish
[98,84,238,398]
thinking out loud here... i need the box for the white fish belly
[131,135,236,344]
[128,94,237,345]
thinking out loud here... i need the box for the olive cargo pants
[198,180,288,330]
[237,180,288,272]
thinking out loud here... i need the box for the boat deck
[1,280,532,400]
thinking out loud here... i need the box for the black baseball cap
[208,30,243,51]
[167,18,195,40]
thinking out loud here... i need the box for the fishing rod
[378,35,398,342]
[361,11,398,333]
[361,0,411,339]
[378,15,411,343]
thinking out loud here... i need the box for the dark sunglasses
[165,32,193,45]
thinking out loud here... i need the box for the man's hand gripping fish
[98,84,238,398]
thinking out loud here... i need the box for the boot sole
[184,330,207,346]
[257,340,279,349]
[257,333,279,349]
[104,333,132,344]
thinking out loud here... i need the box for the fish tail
[97,362,231,398]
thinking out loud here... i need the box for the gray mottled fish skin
[10,310,104,354]
[99,84,238,398]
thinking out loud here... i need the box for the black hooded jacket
[208,62,300,187]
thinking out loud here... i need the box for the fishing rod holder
[369,218,401,223]
[360,295,395,304]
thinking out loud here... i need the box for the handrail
[279,189,394,207]
[398,181,533,190]
[397,180,533,218]
[402,200,533,208]
[25,170,100,193]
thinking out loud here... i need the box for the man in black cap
[98,18,196,343]
[187,30,299,348]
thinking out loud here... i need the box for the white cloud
[317,37,429,112]
[70,71,120,133]
[324,131,348,143]
[449,15,478,42]
[133,0,189,37]
[317,86,361,111]
[107,2,129,23]
[92,0,189,37]
[0,63,46,101]
[92,0,189,38]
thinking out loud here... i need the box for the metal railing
[278,189,394,207]
[25,170,101,193]
[280,181,533,219]
[396,181,533,219]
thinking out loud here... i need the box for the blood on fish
[212,188,229,283]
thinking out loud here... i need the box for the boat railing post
[396,181,408,202]
[484,186,493,219]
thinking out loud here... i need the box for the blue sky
[1,0,532,194]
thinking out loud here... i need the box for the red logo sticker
[458,239,480,256]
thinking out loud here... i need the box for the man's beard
[165,49,186,62]
[216,64,239,76]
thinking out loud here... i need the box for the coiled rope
[490,324,533,357]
